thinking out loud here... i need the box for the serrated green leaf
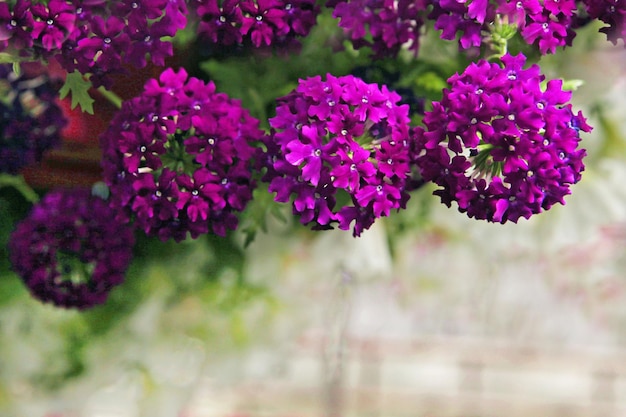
[59,71,95,114]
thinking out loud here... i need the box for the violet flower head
[329,0,425,58]
[261,74,416,237]
[412,53,591,223]
[9,188,135,310]
[100,67,263,242]
[0,64,66,175]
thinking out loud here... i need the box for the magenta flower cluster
[328,0,425,58]
[194,0,320,50]
[100,67,263,242]
[0,64,66,174]
[412,53,590,223]
[261,74,415,236]
[9,188,135,309]
[0,0,188,89]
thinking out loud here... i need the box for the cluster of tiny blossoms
[413,53,590,223]
[100,67,263,242]
[327,0,425,58]
[0,0,187,89]
[0,64,66,174]
[261,74,415,236]
[193,0,320,50]
[9,188,135,309]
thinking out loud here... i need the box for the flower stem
[97,86,123,109]
[0,174,39,203]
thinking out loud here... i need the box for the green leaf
[0,52,19,64]
[561,79,584,92]
[59,71,95,114]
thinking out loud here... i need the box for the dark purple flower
[0,64,66,174]
[0,0,34,51]
[412,53,591,223]
[100,67,263,241]
[9,188,135,310]
[583,0,626,45]
[31,0,77,51]
[261,74,415,236]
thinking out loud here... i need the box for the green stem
[0,174,39,203]
[97,86,123,109]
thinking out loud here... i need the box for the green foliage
[59,71,95,114]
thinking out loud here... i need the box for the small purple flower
[30,0,77,51]
[261,73,415,236]
[9,188,135,310]
[0,64,66,174]
[100,67,263,241]
[0,0,34,50]
[412,53,591,223]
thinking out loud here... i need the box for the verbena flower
[9,188,135,309]
[329,0,424,58]
[261,73,416,236]
[194,0,319,51]
[100,67,263,242]
[412,53,591,223]
[0,64,66,174]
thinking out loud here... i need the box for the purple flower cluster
[412,53,591,223]
[0,64,66,174]
[194,0,319,50]
[100,67,263,242]
[0,0,188,89]
[9,188,135,309]
[328,0,425,58]
[583,0,626,45]
[261,74,415,236]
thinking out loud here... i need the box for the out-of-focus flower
[100,67,263,241]
[412,53,591,223]
[583,0,626,46]
[9,188,135,309]
[0,64,66,174]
